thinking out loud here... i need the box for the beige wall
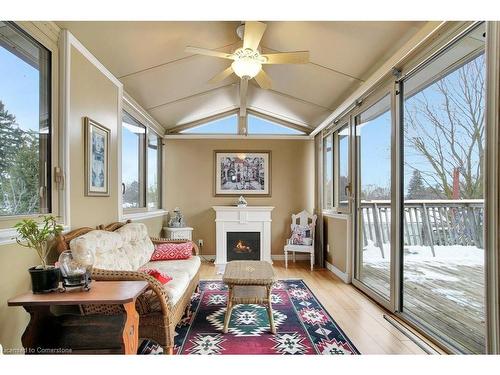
[164,139,315,255]
[69,47,120,228]
[325,215,350,273]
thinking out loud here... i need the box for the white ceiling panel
[56,21,241,78]
[150,84,239,129]
[246,84,331,127]
[262,63,358,109]
[122,54,238,110]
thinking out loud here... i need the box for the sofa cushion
[151,241,193,261]
[116,223,155,270]
[69,230,133,271]
[161,270,190,306]
[143,256,201,279]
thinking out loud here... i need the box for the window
[401,24,486,353]
[180,114,238,134]
[323,134,333,209]
[247,114,305,135]
[147,132,161,209]
[322,122,350,213]
[0,22,51,216]
[336,124,349,210]
[122,110,161,210]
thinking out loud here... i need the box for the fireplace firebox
[226,232,261,262]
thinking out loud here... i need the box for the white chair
[284,210,317,271]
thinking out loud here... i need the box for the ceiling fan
[185,21,310,118]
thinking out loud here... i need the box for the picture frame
[84,117,110,197]
[214,150,271,197]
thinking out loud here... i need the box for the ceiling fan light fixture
[231,57,261,79]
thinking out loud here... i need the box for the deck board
[359,261,485,353]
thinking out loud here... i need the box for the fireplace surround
[213,206,274,273]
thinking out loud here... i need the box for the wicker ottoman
[222,260,277,334]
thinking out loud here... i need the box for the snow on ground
[362,240,484,285]
[363,240,484,267]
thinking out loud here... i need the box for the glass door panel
[354,94,393,301]
[401,23,486,353]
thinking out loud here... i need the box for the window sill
[322,210,350,220]
[0,224,71,247]
[122,209,168,222]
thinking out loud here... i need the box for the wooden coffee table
[8,280,148,354]
[222,260,277,334]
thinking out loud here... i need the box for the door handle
[344,182,352,197]
[121,182,126,195]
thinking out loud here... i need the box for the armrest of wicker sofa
[91,268,172,316]
[150,237,200,256]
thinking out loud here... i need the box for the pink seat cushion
[151,242,193,261]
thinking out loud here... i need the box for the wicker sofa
[55,220,200,354]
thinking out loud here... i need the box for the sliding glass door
[400,23,486,353]
[353,92,394,305]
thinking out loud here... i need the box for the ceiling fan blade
[262,51,310,64]
[243,21,267,50]
[185,46,234,60]
[254,69,272,89]
[240,78,248,117]
[208,66,234,84]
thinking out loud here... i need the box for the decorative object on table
[236,195,248,207]
[14,215,64,293]
[168,207,186,228]
[169,279,359,355]
[58,249,94,291]
[284,210,317,271]
[84,116,110,197]
[214,150,271,196]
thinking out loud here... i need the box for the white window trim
[121,95,164,218]
[0,224,71,246]
[122,209,168,222]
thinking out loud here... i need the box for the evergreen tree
[0,100,24,176]
[1,131,40,214]
[407,170,426,199]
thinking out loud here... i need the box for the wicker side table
[222,260,277,334]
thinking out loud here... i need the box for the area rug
[165,279,359,355]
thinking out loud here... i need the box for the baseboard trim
[199,254,311,261]
[325,261,351,284]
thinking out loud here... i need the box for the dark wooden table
[8,280,148,354]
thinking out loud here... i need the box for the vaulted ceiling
[56,21,425,132]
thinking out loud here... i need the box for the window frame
[322,116,351,214]
[0,21,58,226]
[121,109,163,214]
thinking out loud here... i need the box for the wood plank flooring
[199,260,431,354]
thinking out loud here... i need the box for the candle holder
[58,250,94,292]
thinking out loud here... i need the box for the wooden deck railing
[360,199,484,257]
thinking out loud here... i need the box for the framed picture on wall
[214,150,271,196]
[84,117,110,197]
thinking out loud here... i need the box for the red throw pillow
[151,242,193,261]
[140,268,172,284]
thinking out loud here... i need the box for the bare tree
[404,54,485,199]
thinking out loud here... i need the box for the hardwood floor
[199,259,432,354]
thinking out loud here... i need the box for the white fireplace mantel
[213,206,274,274]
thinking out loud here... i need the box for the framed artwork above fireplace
[214,150,271,196]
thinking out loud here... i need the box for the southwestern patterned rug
[163,279,359,355]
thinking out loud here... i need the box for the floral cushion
[151,242,193,261]
[116,223,155,270]
[70,230,133,271]
[290,224,313,245]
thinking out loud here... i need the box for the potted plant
[14,215,64,293]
